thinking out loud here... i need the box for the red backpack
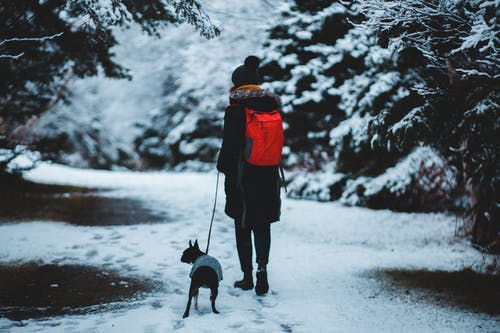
[243,106,284,166]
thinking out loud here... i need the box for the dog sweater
[190,255,223,282]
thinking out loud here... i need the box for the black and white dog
[180,240,223,318]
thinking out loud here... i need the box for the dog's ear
[189,240,193,248]
[194,239,199,249]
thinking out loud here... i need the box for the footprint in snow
[171,288,184,295]
[85,249,98,258]
[227,322,245,329]
[110,233,124,240]
[173,319,184,330]
[255,291,279,308]
[143,324,159,333]
[103,254,114,262]
[218,225,229,233]
[280,323,295,332]
[226,288,243,297]
[150,299,163,309]
[120,245,135,252]
[120,263,138,272]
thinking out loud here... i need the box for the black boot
[234,271,254,290]
[255,268,269,295]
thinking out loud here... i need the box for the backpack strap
[279,165,287,193]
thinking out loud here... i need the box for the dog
[180,239,223,318]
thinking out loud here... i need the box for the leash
[205,171,220,254]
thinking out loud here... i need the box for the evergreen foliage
[259,0,459,211]
[2,0,496,252]
[0,0,219,174]
[358,0,499,252]
[134,85,221,170]
[132,1,276,172]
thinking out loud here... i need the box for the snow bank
[340,147,458,211]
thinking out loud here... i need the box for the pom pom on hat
[244,56,260,69]
[232,55,261,87]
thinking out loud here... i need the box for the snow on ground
[0,163,498,333]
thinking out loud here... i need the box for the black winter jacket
[216,87,282,229]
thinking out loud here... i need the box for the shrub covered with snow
[340,147,459,212]
[357,0,499,251]
[258,0,460,211]
[134,88,222,169]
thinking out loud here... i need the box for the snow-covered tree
[258,0,459,211]
[358,0,499,252]
[0,0,218,176]
[133,0,277,171]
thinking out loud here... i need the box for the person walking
[217,55,283,296]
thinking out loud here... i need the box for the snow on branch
[0,32,64,60]
[173,0,220,38]
[0,53,24,60]
[356,0,498,81]
[455,68,500,79]
[0,32,64,47]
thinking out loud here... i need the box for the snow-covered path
[0,164,498,333]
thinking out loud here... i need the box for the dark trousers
[234,220,271,273]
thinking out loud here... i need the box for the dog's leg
[210,286,219,314]
[194,288,199,311]
[183,284,195,318]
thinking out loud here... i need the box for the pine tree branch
[8,71,74,141]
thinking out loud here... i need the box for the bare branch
[9,70,74,141]
[0,32,64,46]
[0,53,25,60]
[0,32,63,60]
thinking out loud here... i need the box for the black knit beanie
[231,56,261,87]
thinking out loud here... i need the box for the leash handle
[206,171,220,254]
